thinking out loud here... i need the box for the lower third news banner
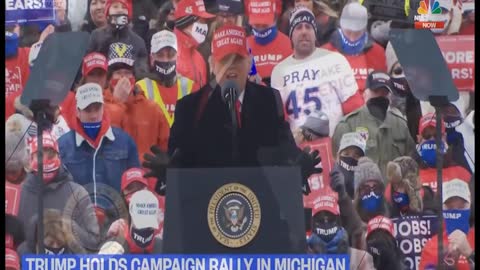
[22,255,349,270]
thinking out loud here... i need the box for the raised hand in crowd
[448,229,474,258]
[113,77,133,103]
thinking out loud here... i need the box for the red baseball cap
[175,0,215,20]
[366,215,394,238]
[248,0,276,25]
[105,0,133,18]
[311,193,340,216]
[418,113,445,136]
[82,53,108,76]
[5,248,19,270]
[121,168,149,191]
[29,131,59,155]
[211,25,249,62]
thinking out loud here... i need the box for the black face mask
[153,60,176,85]
[338,156,357,197]
[131,227,155,248]
[314,222,339,243]
[44,246,66,255]
[367,96,390,120]
[108,14,129,30]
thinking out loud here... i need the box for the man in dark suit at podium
[143,25,321,195]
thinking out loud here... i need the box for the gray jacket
[18,166,100,253]
[87,25,149,80]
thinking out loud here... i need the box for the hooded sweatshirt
[323,30,387,93]
[87,26,149,80]
[17,166,100,252]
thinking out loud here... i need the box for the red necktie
[235,100,242,128]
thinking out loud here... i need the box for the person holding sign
[419,178,475,269]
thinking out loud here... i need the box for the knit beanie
[354,157,384,191]
[386,156,422,213]
[5,114,29,172]
[385,41,399,74]
[289,6,318,39]
[105,0,133,19]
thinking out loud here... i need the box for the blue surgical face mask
[338,28,368,56]
[417,139,447,167]
[82,121,102,140]
[361,191,382,213]
[252,26,278,46]
[443,209,471,235]
[5,31,19,58]
[392,191,410,211]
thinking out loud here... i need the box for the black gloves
[296,146,322,195]
[142,146,170,195]
[329,165,347,199]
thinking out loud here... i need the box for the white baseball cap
[98,241,125,254]
[75,83,104,110]
[443,179,471,204]
[340,2,368,32]
[151,30,178,54]
[338,132,366,155]
[129,190,159,230]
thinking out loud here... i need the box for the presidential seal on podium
[207,183,261,248]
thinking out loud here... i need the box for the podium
[163,167,306,253]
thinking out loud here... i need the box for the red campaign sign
[5,182,21,216]
[435,35,475,92]
[300,138,335,209]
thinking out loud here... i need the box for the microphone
[220,80,239,105]
[220,80,240,162]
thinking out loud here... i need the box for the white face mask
[191,22,208,44]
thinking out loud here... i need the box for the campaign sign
[300,138,335,209]
[391,215,439,270]
[436,35,475,91]
[5,182,21,216]
[6,0,56,25]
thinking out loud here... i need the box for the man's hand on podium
[143,146,170,195]
[296,146,322,195]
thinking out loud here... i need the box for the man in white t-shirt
[271,6,364,136]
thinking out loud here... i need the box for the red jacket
[322,36,387,94]
[6,47,30,98]
[174,29,208,89]
[247,32,292,80]
[419,228,475,270]
[419,166,471,193]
